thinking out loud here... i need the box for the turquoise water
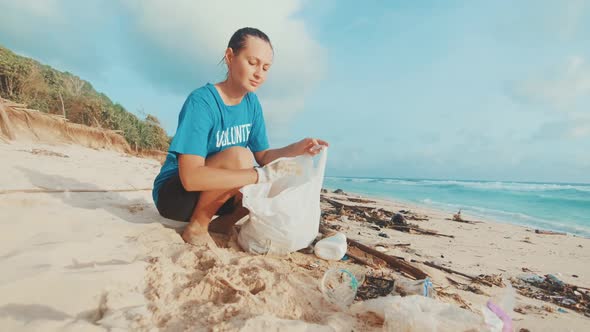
[323,177,590,238]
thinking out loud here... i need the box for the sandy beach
[1,141,589,331]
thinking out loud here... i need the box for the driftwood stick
[446,276,468,287]
[346,251,378,268]
[0,188,152,195]
[423,261,476,280]
[348,238,428,279]
[535,229,566,235]
[321,197,388,217]
[410,227,455,238]
[391,225,455,238]
[444,218,482,224]
[406,216,429,221]
[324,199,385,224]
[322,197,372,215]
[346,197,376,204]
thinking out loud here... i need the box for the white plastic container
[314,233,347,260]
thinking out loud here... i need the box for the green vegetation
[0,45,170,151]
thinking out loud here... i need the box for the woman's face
[227,36,273,93]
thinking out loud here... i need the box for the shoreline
[325,176,590,187]
[322,184,590,240]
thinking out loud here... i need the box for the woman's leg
[208,194,249,235]
[182,146,254,245]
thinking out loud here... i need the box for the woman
[153,27,329,247]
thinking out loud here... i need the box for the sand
[1,141,589,331]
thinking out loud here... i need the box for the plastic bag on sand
[238,149,328,255]
[351,295,490,332]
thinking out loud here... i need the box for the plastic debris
[482,280,515,332]
[314,232,347,261]
[395,277,435,298]
[511,274,589,315]
[321,268,362,308]
[351,295,489,332]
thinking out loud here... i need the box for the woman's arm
[254,145,297,167]
[254,137,329,166]
[178,154,258,191]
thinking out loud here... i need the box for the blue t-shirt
[152,83,269,205]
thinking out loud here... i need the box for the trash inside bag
[238,149,328,255]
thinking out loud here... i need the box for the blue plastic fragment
[423,277,433,297]
[518,274,545,284]
[547,274,565,287]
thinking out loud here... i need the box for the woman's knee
[206,146,254,169]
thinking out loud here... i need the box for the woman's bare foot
[182,223,217,248]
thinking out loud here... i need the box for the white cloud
[511,56,590,112]
[0,0,326,134]
[119,0,326,130]
[261,95,304,131]
[555,0,588,39]
[530,118,590,140]
[570,126,590,138]
[0,0,121,77]
[568,119,590,138]
[0,0,61,19]
[498,0,590,43]
[510,55,590,143]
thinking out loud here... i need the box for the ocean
[322,177,590,238]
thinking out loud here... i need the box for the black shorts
[156,173,236,222]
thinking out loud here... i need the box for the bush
[0,45,169,151]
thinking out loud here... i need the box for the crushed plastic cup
[320,268,364,308]
[395,277,435,298]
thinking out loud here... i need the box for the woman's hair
[227,27,272,55]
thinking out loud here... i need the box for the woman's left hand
[290,137,329,157]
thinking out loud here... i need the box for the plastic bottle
[314,233,347,260]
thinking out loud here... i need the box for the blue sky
[1,0,589,183]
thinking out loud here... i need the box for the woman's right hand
[255,158,301,183]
